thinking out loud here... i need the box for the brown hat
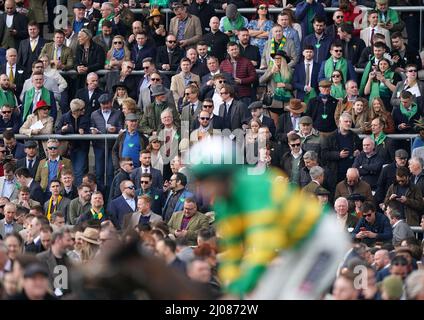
[319,80,332,88]
[286,99,306,114]
[79,227,101,245]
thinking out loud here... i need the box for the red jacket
[343,4,362,37]
[220,56,256,98]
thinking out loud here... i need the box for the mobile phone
[395,195,401,199]
[342,148,349,152]
[360,227,366,232]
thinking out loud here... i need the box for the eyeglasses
[258,6,267,9]
[363,214,372,217]
[336,15,344,18]
[333,49,342,53]
[200,117,210,120]
[40,107,49,111]
[140,181,150,184]
[203,105,214,108]
[113,41,123,45]
[143,66,150,70]
[151,78,161,82]
[77,108,85,112]
[332,74,341,78]
[126,185,136,190]
[407,69,417,73]
[127,66,134,70]
[0,150,6,153]
[126,163,134,166]
[185,92,191,95]
[290,143,301,147]
[218,80,226,84]
[167,40,176,43]
[220,92,229,95]
[48,146,58,150]
[2,110,11,114]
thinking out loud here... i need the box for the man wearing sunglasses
[200,56,233,89]
[0,104,19,134]
[192,98,224,131]
[155,34,184,73]
[135,172,164,217]
[281,132,305,185]
[318,42,357,84]
[137,72,173,113]
[109,157,134,201]
[352,201,392,247]
[108,180,137,230]
[104,60,138,100]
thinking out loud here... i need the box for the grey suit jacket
[122,210,163,231]
[181,101,202,131]
[218,99,246,131]
[43,197,71,221]
[65,33,79,55]
[260,37,298,68]
[137,86,175,113]
[0,219,23,239]
[360,26,391,49]
[37,248,71,288]
[90,108,123,149]
[0,177,19,201]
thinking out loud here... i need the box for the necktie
[144,168,148,174]
[31,39,36,51]
[9,64,14,83]
[165,132,171,157]
[333,60,337,70]
[33,91,40,106]
[191,104,195,116]
[370,28,375,46]
[305,63,310,86]
[53,47,58,61]
[28,159,33,169]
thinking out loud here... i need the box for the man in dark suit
[90,93,123,190]
[155,34,185,72]
[131,31,156,70]
[75,72,104,119]
[135,172,164,217]
[15,167,44,204]
[103,60,138,100]
[3,128,25,160]
[200,56,233,88]
[293,45,320,102]
[109,157,133,201]
[107,180,137,230]
[337,23,366,67]
[202,16,229,62]
[275,99,305,153]
[16,141,40,178]
[130,149,163,190]
[0,104,20,133]
[83,0,102,35]
[243,101,276,139]
[218,84,247,131]
[0,48,27,99]
[191,98,225,131]
[17,22,46,75]
[0,0,28,51]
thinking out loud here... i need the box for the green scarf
[359,59,374,96]
[270,37,287,57]
[223,14,245,41]
[371,132,386,145]
[400,102,418,121]
[378,8,400,25]
[22,87,51,122]
[331,83,346,100]
[91,207,105,220]
[0,90,15,107]
[273,72,292,102]
[324,58,348,83]
[368,69,394,103]
[97,13,114,35]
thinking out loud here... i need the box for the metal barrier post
[420,8,423,52]
[104,136,108,187]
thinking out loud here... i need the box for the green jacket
[140,101,180,135]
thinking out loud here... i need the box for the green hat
[380,275,403,300]
[188,137,238,179]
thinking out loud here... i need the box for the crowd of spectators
[0,0,422,300]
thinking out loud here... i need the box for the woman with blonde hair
[78,227,101,263]
[259,50,292,125]
[147,135,163,174]
[369,97,395,133]
[105,35,130,70]
[351,98,371,134]
[112,84,129,110]
[119,97,137,125]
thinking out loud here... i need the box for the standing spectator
[137,72,174,114]
[280,133,305,185]
[302,165,325,195]
[246,4,273,57]
[219,4,248,42]
[370,116,396,164]
[237,29,261,69]
[68,184,92,225]
[167,198,209,246]
[372,0,405,34]
[187,0,216,35]
[108,180,137,230]
[55,99,90,186]
[259,50,293,125]
[391,64,424,112]
[0,0,28,51]
[135,172,164,218]
[358,41,388,92]
[112,113,148,169]
[200,56,233,91]
[392,90,422,134]
[140,84,180,135]
[39,30,74,71]
[104,60,138,101]
[335,81,359,123]
[109,157,133,201]
[130,32,156,71]
[409,157,424,196]
[144,8,167,48]
[352,201,393,247]
[60,170,78,200]
[390,32,421,74]
[156,238,186,273]
[306,80,339,135]
[220,42,256,106]
[130,149,163,191]
[302,16,334,65]
[163,173,194,223]
[90,93,123,189]
[170,58,201,106]
[360,9,391,49]
[352,137,384,190]
[335,168,374,207]
[384,166,423,226]
[155,34,185,73]
[92,20,113,54]
[298,116,321,155]
[261,24,297,69]
[202,17,229,63]
[0,203,22,238]
[77,191,108,224]
[75,72,104,118]
[0,104,19,134]
[43,180,71,222]
[244,101,276,139]
[1,48,26,99]
[375,149,409,206]
[17,21,46,76]
[16,141,40,179]
[95,2,126,36]
[334,197,359,231]
[277,10,301,57]
[3,129,25,160]
[293,45,320,103]
[295,0,325,40]
[218,84,247,131]
[169,3,202,49]
[180,85,203,131]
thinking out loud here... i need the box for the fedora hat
[79,227,101,245]
[33,100,50,113]
[286,99,306,114]
[151,84,166,97]
[112,83,129,93]
[147,8,163,19]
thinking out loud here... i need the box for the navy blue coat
[135,187,164,217]
[0,112,20,134]
[302,31,334,65]
[107,195,136,230]
[131,44,157,71]
[392,105,422,134]
[55,111,91,152]
[130,166,163,190]
[352,212,393,247]
[296,1,326,40]
[293,60,320,101]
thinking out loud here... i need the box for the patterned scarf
[47,195,62,221]
[90,207,104,220]
[270,37,286,57]
[113,48,125,60]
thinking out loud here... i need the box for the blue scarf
[113,48,125,60]
[319,93,330,99]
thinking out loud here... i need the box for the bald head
[374,249,390,270]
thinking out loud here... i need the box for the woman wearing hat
[19,100,54,152]
[259,49,293,126]
[105,35,131,70]
[147,135,164,174]
[144,8,166,47]
[79,227,101,262]
[112,84,129,111]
